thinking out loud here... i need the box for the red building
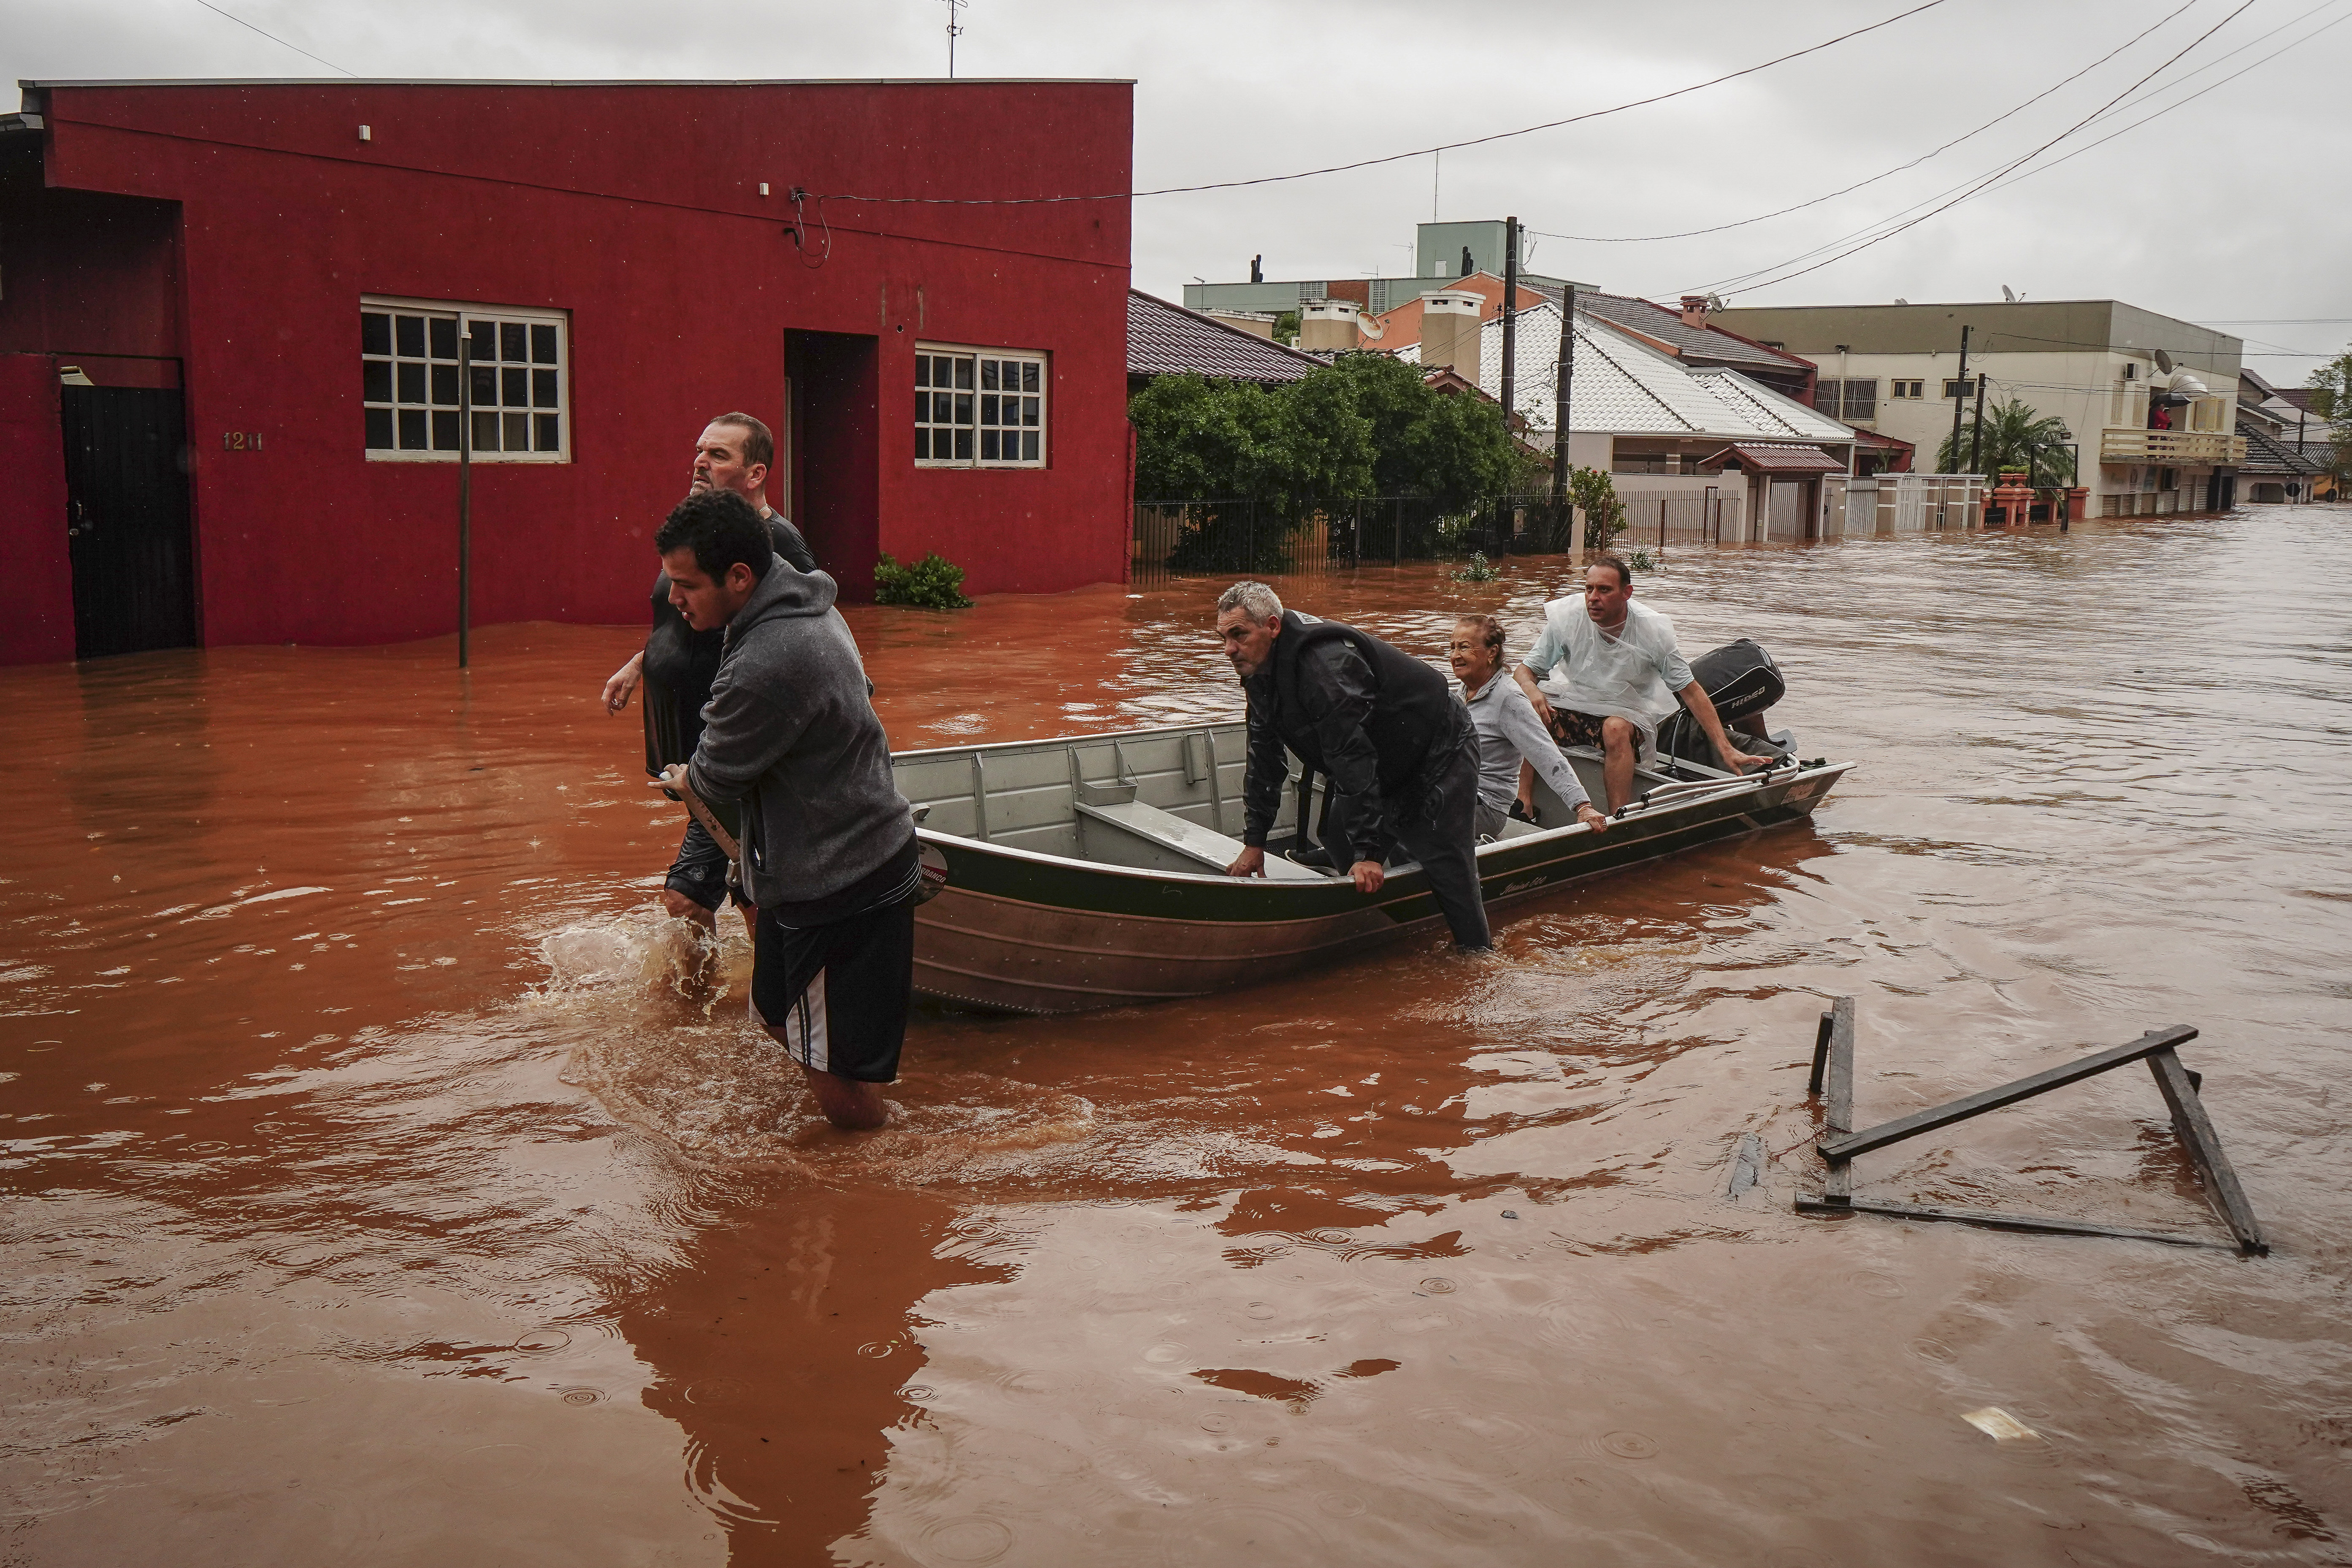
[0,78,1134,664]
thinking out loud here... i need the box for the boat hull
[899,726,1844,1013]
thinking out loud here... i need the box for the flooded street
[5,509,2350,1565]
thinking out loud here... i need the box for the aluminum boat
[893,721,1846,1014]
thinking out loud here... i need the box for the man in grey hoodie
[650,489,920,1131]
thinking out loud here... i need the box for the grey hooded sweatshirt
[683,558,915,917]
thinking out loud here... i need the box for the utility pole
[457,332,472,669]
[944,0,965,77]
[1499,217,1519,439]
[1948,323,1971,474]
[1551,281,1578,542]
[1968,371,1988,476]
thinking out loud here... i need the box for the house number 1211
[222,431,264,450]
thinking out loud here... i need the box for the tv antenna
[943,0,966,77]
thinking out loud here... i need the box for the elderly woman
[1448,615,1609,841]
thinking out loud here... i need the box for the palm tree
[1935,397,2077,483]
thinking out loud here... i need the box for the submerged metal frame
[1797,999,2267,1255]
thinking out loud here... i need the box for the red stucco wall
[0,355,74,663]
[0,80,1132,661]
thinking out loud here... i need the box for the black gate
[61,385,197,659]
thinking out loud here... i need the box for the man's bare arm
[1678,681,1768,774]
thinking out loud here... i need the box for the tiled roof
[1127,290,1321,384]
[1395,301,1854,446]
[1699,442,1848,475]
[1361,271,1551,351]
[1577,293,1810,374]
[2237,417,2331,474]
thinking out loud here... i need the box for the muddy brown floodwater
[5,510,2351,1566]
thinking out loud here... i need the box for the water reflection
[3,514,2350,1564]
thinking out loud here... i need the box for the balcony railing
[2100,428,2247,466]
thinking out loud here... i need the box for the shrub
[1566,466,1626,550]
[874,551,973,610]
[1451,551,1498,582]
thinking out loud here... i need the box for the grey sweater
[683,558,914,912]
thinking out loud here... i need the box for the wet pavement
[3,509,2349,1565]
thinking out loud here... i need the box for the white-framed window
[914,344,1046,467]
[1889,379,1925,400]
[1941,376,1978,400]
[2188,396,2227,433]
[361,295,569,462]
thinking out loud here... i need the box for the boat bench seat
[1075,799,1325,881]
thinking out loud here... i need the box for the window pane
[535,413,560,452]
[500,322,527,362]
[431,364,460,406]
[953,358,973,390]
[954,393,972,425]
[397,362,427,404]
[361,312,391,356]
[468,322,495,363]
[503,412,529,451]
[398,408,428,449]
[395,315,426,357]
[982,430,1000,460]
[472,411,500,452]
[930,392,949,423]
[363,360,393,403]
[532,368,558,408]
[1022,431,1039,461]
[432,410,461,450]
[1022,363,1039,393]
[365,407,394,448]
[471,366,496,406]
[530,323,558,364]
[981,394,999,426]
[501,368,527,406]
[915,355,931,388]
[1023,397,1039,427]
[430,318,459,360]
[981,359,999,391]
[954,429,972,460]
[915,392,930,425]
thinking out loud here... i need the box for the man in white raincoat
[1511,554,1767,812]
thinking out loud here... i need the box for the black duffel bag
[1654,638,1784,764]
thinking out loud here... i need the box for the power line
[1675,0,2344,300]
[1673,0,2260,298]
[1525,0,2199,246]
[190,0,355,76]
[820,0,1954,205]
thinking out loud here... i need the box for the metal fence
[1129,488,1751,588]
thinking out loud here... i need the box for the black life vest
[1263,611,1455,789]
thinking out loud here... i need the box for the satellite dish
[2001,285,2016,303]
[2154,348,2175,374]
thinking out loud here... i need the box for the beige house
[1709,301,2246,517]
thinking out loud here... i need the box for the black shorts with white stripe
[750,892,918,1085]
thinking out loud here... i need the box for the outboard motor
[1654,639,1789,767]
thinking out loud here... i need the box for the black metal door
[61,386,197,659]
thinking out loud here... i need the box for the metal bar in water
[1793,1197,2231,1249]
[1821,994,1855,1202]
[1819,1025,2198,1165]
[2146,1047,2268,1254]
[1808,1007,1835,1097]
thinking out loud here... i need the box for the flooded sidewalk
[4,513,2349,1565]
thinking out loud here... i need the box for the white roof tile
[1399,303,1854,442]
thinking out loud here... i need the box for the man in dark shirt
[1214,580,1492,951]
[601,413,815,928]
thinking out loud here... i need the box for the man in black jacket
[1215,580,1492,951]
[601,413,816,929]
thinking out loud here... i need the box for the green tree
[1567,466,1625,550]
[2308,348,2352,477]
[1935,396,2078,482]
[1128,355,1520,510]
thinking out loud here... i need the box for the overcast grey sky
[10,0,2348,384]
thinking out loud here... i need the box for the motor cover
[1655,638,1784,763]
